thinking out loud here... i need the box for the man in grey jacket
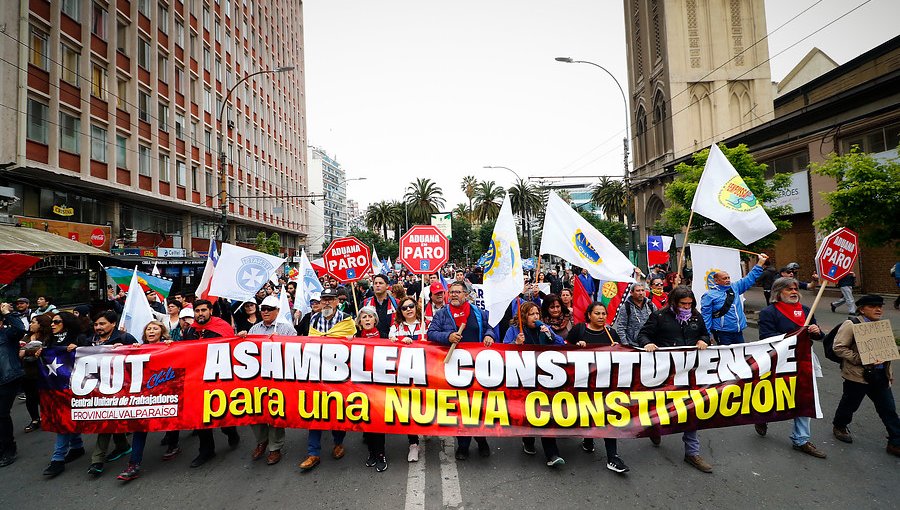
[614,283,656,346]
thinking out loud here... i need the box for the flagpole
[677,210,695,276]
[420,273,426,337]
[803,281,828,327]
[350,282,359,315]
[443,323,466,364]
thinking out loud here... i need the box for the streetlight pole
[217,66,294,243]
[554,57,637,256]
[483,165,533,259]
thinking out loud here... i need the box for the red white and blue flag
[195,238,219,302]
[647,235,674,267]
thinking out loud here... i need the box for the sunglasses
[260,306,278,312]
[51,319,63,324]
[401,304,416,311]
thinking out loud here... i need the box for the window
[90,125,107,163]
[158,102,169,131]
[90,62,106,98]
[191,166,199,191]
[176,160,186,186]
[159,153,170,182]
[203,48,210,71]
[116,20,128,53]
[174,67,184,93]
[158,5,169,34]
[92,3,107,39]
[203,8,210,32]
[138,90,151,122]
[29,27,48,70]
[215,58,221,82]
[203,88,212,113]
[158,55,168,82]
[204,129,212,149]
[215,18,221,43]
[116,79,127,109]
[59,111,81,154]
[61,0,80,21]
[138,38,150,69]
[189,34,196,55]
[139,145,151,176]
[60,44,79,84]
[175,21,184,48]
[116,135,127,168]
[206,170,214,196]
[26,98,49,143]
[175,113,185,139]
[138,0,151,17]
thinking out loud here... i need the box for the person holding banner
[540,294,573,340]
[428,281,496,460]
[362,275,397,338]
[423,282,447,328]
[355,307,390,472]
[637,286,714,473]
[389,297,426,462]
[700,253,768,345]
[567,302,630,473]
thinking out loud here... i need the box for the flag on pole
[294,249,324,314]
[688,243,742,303]
[120,268,155,343]
[540,191,635,282]
[438,273,449,292]
[387,256,393,271]
[572,277,592,324]
[483,195,524,327]
[0,253,40,285]
[691,144,777,245]
[151,262,161,276]
[599,281,633,326]
[276,286,293,326]
[210,243,285,302]
[105,267,173,300]
[195,238,219,302]
[647,235,674,267]
[372,247,384,275]
[381,258,389,274]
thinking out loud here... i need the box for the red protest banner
[39,331,816,437]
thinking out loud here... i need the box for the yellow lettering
[228,387,252,416]
[605,391,630,427]
[267,388,285,418]
[483,392,509,426]
[775,376,796,411]
[525,391,550,426]
[720,385,741,417]
[345,392,369,421]
[203,389,226,424]
[384,388,409,424]
[577,392,606,427]
[692,388,719,421]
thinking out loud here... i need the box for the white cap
[260,296,280,308]
[178,308,194,319]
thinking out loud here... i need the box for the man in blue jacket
[700,253,768,345]
[0,302,27,467]
[428,281,495,460]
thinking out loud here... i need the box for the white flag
[691,144,776,245]
[210,243,285,302]
[294,249,324,314]
[120,268,155,343]
[371,247,384,275]
[276,286,293,326]
[483,195,524,327]
[540,191,635,282]
[688,243,742,302]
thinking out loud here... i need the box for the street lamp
[328,177,366,243]
[554,56,637,256]
[217,66,295,243]
[483,165,533,258]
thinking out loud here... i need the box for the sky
[302,0,900,212]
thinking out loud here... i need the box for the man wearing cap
[299,288,356,471]
[832,294,900,457]
[11,299,31,330]
[700,253,768,345]
[423,281,447,328]
[778,263,817,290]
[144,289,166,314]
[235,296,295,466]
[362,274,397,338]
[170,307,194,341]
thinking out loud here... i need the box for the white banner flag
[483,195,524,327]
[688,243,742,302]
[120,268,155,343]
[209,243,285,302]
[294,249,324,314]
[276,286,293,326]
[691,144,776,245]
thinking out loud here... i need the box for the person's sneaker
[755,423,768,437]
[830,303,837,313]
[107,446,132,462]
[252,441,268,461]
[649,433,661,446]
[87,462,104,476]
[833,426,852,443]
[606,456,630,473]
[522,443,537,455]
[476,440,491,457]
[0,452,17,467]
[793,442,826,458]
[116,463,141,481]
[546,455,565,467]
[332,444,346,459]
[162,447,182,461]
[299,455,320,470]
[159,436,170,447]
[365,453,377,467]
[581,439,595,453]
[887,444,900,457]
[17,394,26,401]
[684,454,713,473]
[43,460,65,477]
[374,454,388,472]
[455,448,468,461]
[63,447,85,463]
[407,444,419,462]
[24,420,40,433]
[189,452,215,468]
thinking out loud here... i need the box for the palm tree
[460,175,478,222]
[472,180,506,223]
[508,179,543,220]
[387,200,405,240]
[591,177,628,222]
[452,203,469,221]
[365,201,394,239]
[404,177,446,225]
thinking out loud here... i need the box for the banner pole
[803,280,828,327]
[443,323,466,364]
[351,281,359,315]
[420,273,427,338]
[677,209,695,276]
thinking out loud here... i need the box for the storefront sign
[52,205,74,217]
[14,216,111,252]
[766,170,810,215]
[158,247,187,258]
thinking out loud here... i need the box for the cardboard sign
[852,320,900,365]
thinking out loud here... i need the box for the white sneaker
[408,444,419,462]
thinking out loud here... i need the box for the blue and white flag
[277,285,293,326]
[294,249,324,314]
[209,243,285,302]
[120,268,155,343]
[381,258,389,275]
[372,247,384,275]
[483,195,524,327]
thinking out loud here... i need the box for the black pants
[407,435,419,445]
[364,432,385,455]
[522,437,559,460]
[833,378,900,446]
[0,380,18,456]
[22,377,39,422]
[763,290,772,305]
[164,430,180,448]
[197,427,238,456]
[456,436,487,450]
[583,438,618,459]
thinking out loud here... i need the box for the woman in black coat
[637,285,710,350]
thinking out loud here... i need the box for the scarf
[674,307,693,324]
[449,302,471,329]
[358,328,381,339]
[544,313,571,332]
[775,302,806,327]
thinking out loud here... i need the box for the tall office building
[307,146,346,249]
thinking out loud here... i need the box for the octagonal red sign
[399,225,449,275]
[323,236,371,283]
[815,227,859,283]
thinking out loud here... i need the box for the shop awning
[0,224,109,255]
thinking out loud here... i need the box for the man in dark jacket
[182,300,240,467]
[428,281,495,460]
[830,272,857,315]
[0,303,27,467]
[756,277,826,459]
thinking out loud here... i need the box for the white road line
[439,437,464,509]
[404,440,426,510]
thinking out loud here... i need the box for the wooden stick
[535,253,542,282]
[736,249,761,257]
[604,326,617,345]
[677,210,695,276]
[443,323,466,364]
[420,273,427,339]
[351,281,359,315]
[804,280,828,326]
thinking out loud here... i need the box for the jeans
[456,436,488,450]
[790,417,811,447]
[52,433,84,462]
[522,437,559,460]
[307,430,345,456]
[683,430,700,456]
[250,424,285,451]
[831,286,857,313]
[0,381,18,456]
[833,379,900,447]
[130,431,148,464]
[91,433,130,463]
[712,330,744,345]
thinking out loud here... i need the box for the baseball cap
[16,297,29,304]
[320,288,339,299]
[430,282,446,294]
[178,308,194,319]
[261,296,280,308]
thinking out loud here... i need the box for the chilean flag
[195,238,219,303]
[647,235,673,267]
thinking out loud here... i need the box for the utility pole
[329,212,334,243]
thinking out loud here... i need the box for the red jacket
[184,316,235,339]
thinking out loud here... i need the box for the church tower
[624,0,775,237]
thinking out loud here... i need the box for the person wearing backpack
[700,253,768,345]
[756,277,826,458]
[831,294,900,457]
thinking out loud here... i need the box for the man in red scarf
[757,277,825,458]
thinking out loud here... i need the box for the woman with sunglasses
[388,298,426,462]
[19,314,53,433]
[355,307,389,472]
[233,301,262,334]
[648,278,669,310]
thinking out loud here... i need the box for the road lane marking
[439,437,463,509]
[404,439,426,510]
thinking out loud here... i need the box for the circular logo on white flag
[238,256,275,293]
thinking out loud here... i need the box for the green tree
[452,202,469,220]
[255,232,281,255]
[474,219,496,256]
[388,200,406,241]
[811,147,900,248]
[460,175,478,223]
[404,177,446,225]
[472,181,506,224]
[658,144,792,250]
[365,201,394,239]
[578,210,629,248]
[591,177,629,222]
[449,217,475,265]
[350,227,398,262]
